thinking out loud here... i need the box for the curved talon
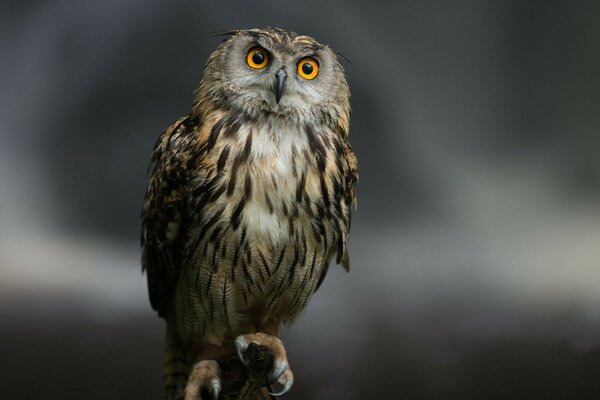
[269,380,293,397]
[268,361,288,384]
[234,336,248,367]
[268,384,280,400]
[210,378,221,400]
[269,370,294,397]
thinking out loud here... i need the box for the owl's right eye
[246,47,269,69]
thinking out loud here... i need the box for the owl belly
[229,162,330,327]
[176,205,329,347]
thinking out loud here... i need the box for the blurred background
[1,0,600,398]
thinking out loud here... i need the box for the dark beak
[275,69,286,104]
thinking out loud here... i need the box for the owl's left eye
[246,47,269,69]
[297,57,319,80]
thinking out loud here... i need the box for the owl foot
[234,333,294,397]
[184,360,222,400]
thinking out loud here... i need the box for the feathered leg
[164,322,190,400]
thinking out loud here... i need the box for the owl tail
[163,322,190,399]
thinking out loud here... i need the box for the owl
[141,27,357,400]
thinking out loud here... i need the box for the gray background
[1,1,600,399]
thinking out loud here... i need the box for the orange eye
[246,47,269,69]
[297,57,319,80]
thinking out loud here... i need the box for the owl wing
[315,135,358,292]
[336,138,358,270]
[141,115,198,318]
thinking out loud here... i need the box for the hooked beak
[275,69,286,104]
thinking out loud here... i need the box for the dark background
[1,1,600,399]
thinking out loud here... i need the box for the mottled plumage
[141,27,357,399]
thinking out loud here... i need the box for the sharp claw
[268,384,280,400]
[269,374,294,397]
[234,337,248,367]
[210,379,221,400]
[268,361,287,385]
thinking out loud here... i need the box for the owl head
[194,27,350,125]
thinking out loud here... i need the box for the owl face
[199,28,349,121]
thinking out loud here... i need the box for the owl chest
[219,126,319,243]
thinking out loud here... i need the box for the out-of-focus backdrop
[1,1,599,399]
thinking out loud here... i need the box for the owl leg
[183,344,230,400]
[234,331,294,397]
[164,323,190,400]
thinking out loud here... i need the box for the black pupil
[302,62,313,75]
[252,50,264,65]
